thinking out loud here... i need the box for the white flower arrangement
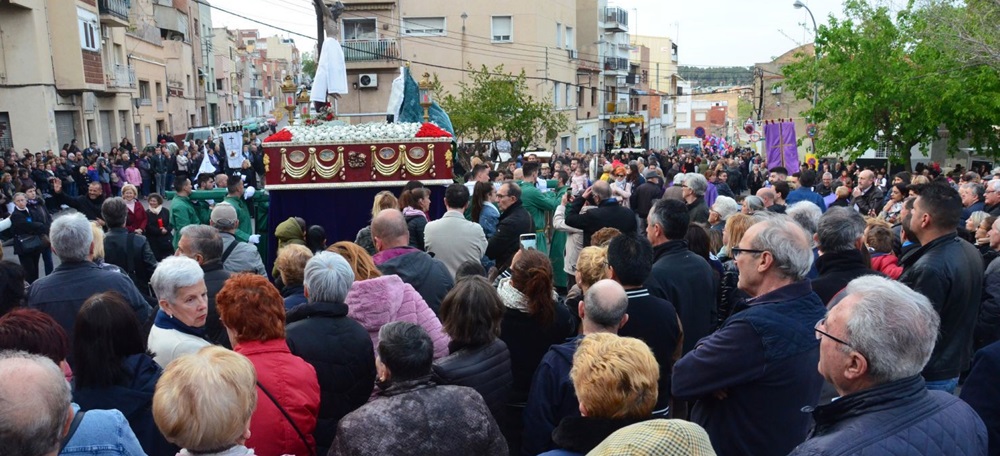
[284,122,424,144]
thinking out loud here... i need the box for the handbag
[14,234,45,255]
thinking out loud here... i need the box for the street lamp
[793,0,819,112]
[418,72,433,123]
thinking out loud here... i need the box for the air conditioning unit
[358,73,378,89]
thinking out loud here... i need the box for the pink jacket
[124,167,142,186]
[346,274,450,359]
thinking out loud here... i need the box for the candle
[286,96,293,106]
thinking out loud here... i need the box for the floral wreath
[304,103,338,126]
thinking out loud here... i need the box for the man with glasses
[673,215,826,456]
[485,182,533,273]
[789,276,986,455]
[984,179,1000,217]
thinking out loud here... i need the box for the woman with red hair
[217,274,321,456]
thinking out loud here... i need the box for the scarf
[402,206,428,221]
[149,205,162,215]
[153,309,206,338]
[497,277,529,312]
[124,199,136,212]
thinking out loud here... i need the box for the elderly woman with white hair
[147,256,210,368]
[285,251,376,454]
[709,195,740,232]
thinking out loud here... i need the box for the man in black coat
[101,197,158,295]
[899,181,983,393]
[565,180,638,247]
[287,251,376,455]
[175,224,232,348]
[810,207,882,305]
[681,173,710,224]
[486,182,534,272]
[630,170,664,228]
[50,180,106,225]
[644,198,715,354]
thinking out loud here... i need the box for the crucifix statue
[310,1,348,111]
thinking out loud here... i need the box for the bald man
[852,170,884,216]
[371,209,453,314]
[565,180,639,247]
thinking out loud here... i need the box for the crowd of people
[0,142,998,456]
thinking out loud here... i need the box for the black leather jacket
[103,227,158,293]
[899,233,983,380]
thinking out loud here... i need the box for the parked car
[184,126,218,144]
[219,120,242,130]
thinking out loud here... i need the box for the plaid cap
[585,419,716,456]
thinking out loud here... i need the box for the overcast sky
[208,0,853,67]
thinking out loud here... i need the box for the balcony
[99,0,130,27]
[105,63,136,89]
[343,39,400,63]
[604,57,629,72]
[139,98,152,106]
[604,7,628,32]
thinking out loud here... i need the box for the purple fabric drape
[765,121,801,174]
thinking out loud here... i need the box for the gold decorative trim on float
[314,147,346,180]
[281,147,314,181]
[371,143,437,179]
[265,179,455,191]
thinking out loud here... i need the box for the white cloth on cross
[311,38,348,103]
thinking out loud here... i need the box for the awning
[630,89,650,96]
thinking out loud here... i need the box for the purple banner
[765,121,801,174]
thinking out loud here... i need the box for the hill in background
[678,66,754,88]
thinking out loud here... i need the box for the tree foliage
[438,64,572,152]
[918,0,1000,71]
[301,53,317,81]
[782,0,1000,167]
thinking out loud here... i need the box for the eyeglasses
[731,247,766,257]
[815,318,854,349]
[497,193,511,199]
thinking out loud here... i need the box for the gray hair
[150,256,205,304]
[712,196,740,221]
[749,215,813,281]
[787,201,824,235]
[962,182,985,200]
[101,197,129,228]
[583,279,629,330]
[816,207,866,253]
[303,251,355,304]
[377,321,433,381]
[684,174,708,196]
[989,179,1000,193]
[822,172,833,180]
[841,276,940,384]
[673,173,687,185]
[0,351,72,456]
[743,196,765,213]
[50,212,94,262]
[179,225,223,261]
[591,180,611,200]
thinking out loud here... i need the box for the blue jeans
[41,248,53,275]
[925,377,959,394]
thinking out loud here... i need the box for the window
[402,17,446,36]
[139,81,151,103]
[578,87,584,107]
[554,82,560,107]
[343,18,377,41]
[492,16,512,42]
[565,26,574,50]
[556,23,562,48]
[695,112,707,121]
[565,84,571,108]
[78,8,100,52]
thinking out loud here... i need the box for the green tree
[918,0,1000,71]
[439,64,571,153]
[301,53,317,80]
[737,98,753,121]
[782,0,1000,168]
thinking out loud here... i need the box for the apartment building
[0,0,135,151]
[334,0,581,151]
[213,27,241,122]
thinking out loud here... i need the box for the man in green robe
[222,179,253,243]
[518,161,568,288]
[170,177,211,249]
